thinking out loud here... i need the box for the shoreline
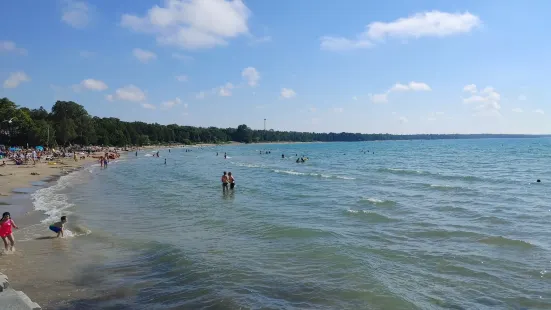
[0,154,114,309]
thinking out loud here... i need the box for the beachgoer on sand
[0,212,19,252]
[49,216,67,238]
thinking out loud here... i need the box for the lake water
[31,139,551,309]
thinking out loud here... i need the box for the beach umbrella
[36,146,44,151]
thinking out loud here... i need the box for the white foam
[366,198,384,203]
[31,169,87,224]
[347,209,359,214]
[274,169,306,176]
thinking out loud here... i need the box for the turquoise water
[34,139,551,309]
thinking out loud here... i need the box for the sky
[0,0,550,134]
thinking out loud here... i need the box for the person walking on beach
[221,171,229,192]
[0,212,19,252]
[228,172,235,190]
[49,216,67,238]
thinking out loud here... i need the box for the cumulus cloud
[3,72,30,89]
[62,0,90,28]
[369,81,430,103]
[534,109,544,115]
[463,85,501,114]
[74,79,108,92]
[463,84,477,93]
[218,83,234,97]
[321,11,481,51]
[141,103,156,110]
[281,88,296,99]
[242,67,260,87]
[172,53,193,62]
[161,97,182,109]
[0,41,27,55]
[175,75,188,82]
[369,93,388,104]
[108,85,146,102]
[120,0,251,50]
[133,48,157,63]
[195,91,206,100]
[389,81,431,92]
[512,108,523,113]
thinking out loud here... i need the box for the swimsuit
[49,225,62,233]
[0,220,13,238]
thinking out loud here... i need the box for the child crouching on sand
[0,212,19,252]
[49,216,67,238]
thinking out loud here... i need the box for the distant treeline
[0,97,546,147]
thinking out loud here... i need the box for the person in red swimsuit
[0,212,19,252]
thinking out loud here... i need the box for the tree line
[0,97,545,147]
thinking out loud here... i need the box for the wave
[478,236,535,248]
[273,170,355,180]
[359,197,397,207]
[379,167,486,183]
[144,154,153,157]
[345,209,397,222]
[232,162,264,168]
[427,184,466,191]
[31,169,85,224]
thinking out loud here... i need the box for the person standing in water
[224,152,227,159]
[228,172,235,189]
[164,158,167,165]
[221,171,229,192]
[0,212,19,252]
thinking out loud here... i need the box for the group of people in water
[221,171,235,191]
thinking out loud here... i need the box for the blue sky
[0,0,550,134]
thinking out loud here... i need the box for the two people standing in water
[221,171,235,192]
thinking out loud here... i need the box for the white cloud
[463,84,477,93]
[105,94,114,102]
[333,107,344,113]
[534,109,544,115]
[352,96,358,101]
[399,116,408,123]
[518,94,527,101]
[172,53,193,62]
[196,91,206,99]
[75,79,108,91]
[62,0,90,28]
[219,82,234,97]
[108,85,146,102]
[250,35,272,45]
[175,75,188,82]
[183,103,189,109]
[320,36,372,51]
[242,67,260,87]
[79,50,95,58]
[3,72,30,89]
[133,48,157,63]
[141,103,156,110]
[0,41,27,55]
[281,88,296,99]
[321,11,481,51]
[389,81,431,92]
[161,97,182,109]
[512,108,523,113]
[463,85,501,113]
[369,93,388,104]
[121,0,251,50]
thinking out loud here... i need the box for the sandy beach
[0,154,114,309]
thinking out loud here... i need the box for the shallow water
[31,139,551,309]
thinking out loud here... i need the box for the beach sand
[0,155,109,309]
